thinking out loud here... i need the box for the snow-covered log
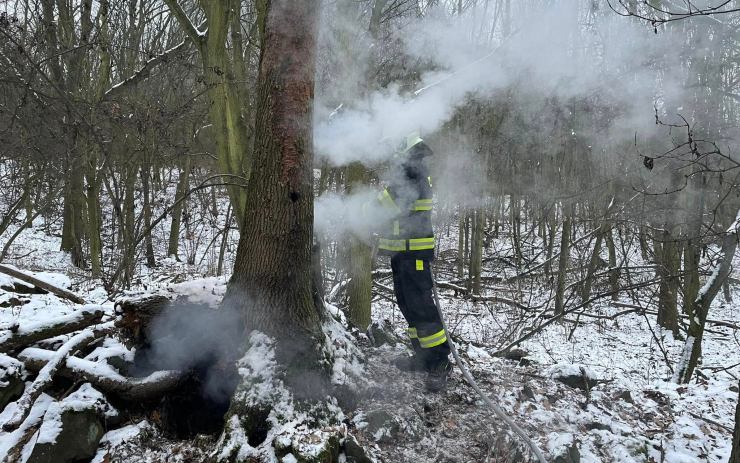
[0,264,86,304]
[1,323,110,431]
[114,294,171,345]
[18,348,183,401]
[0,306,105,352]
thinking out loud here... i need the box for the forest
[1,0,740,462]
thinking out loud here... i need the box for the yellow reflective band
[393,220,400,235]
[428,176,433,187]
[413,199,433,211]
[416,260,424,271]
[419,329,447,348]
[378,188,401,212]
[407,327,418,339]
[408,237,435,250]
[378,238,406,251]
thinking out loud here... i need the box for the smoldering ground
[134,295,345,416]
[132,300,244,404]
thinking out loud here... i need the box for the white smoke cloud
[314,1,691,168]
[312,0,722,235]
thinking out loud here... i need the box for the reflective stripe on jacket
[377,152,435,256]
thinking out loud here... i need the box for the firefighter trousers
[390,253,450,369]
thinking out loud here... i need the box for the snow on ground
[363,228,740,462]
[0,193,738,462]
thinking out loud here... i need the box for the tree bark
[140,163,156,268]
[657,230,681,337]
[674,210,740,383]
[0,306,102,352]
[0,264,86,304]
[225,0,322,352]
[470,209,484,295]
[554,204,573,316]
[606,226,619,300]
[345,163,372,330]
[168,155,192,259]
[457,208,466,278]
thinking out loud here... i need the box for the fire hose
[430,270,548,463]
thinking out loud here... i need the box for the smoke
[314,1,689,167]
[311,0,720,232]
[135,301,244,401]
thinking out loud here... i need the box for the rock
[555,374,598,391]
[368,321,398,347]
[27,408,104,463]
[26,384,115,463]
[0,296,29,308]
[519,357,534,366]
[364,409,400,443]
[585,421,612,432]
[554,440,581,463]
[549,364,599,391]
[344,434,373,463]
[0,354,24,410]
[614,390,633,404]
[502,348,529,362]
[519,385,536,402]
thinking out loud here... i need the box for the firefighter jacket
[377,144,435,260]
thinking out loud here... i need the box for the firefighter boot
[425,360,452,392]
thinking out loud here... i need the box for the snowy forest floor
[0,218,738,462]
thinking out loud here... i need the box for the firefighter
[376,131,451,392]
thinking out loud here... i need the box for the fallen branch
[0,264,86,304]
[0,306,105,352]
[0,394,53,463]
[19,347,183,401]
[1,323,112,431]
[687,410,733,433]
[613,302,740,330]
[434,280,537,310]
[493,278,661,356]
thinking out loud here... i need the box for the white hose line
[431,275,548,463]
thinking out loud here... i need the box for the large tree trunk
[164,0,252,232]
[226,0,322,350]
[470,208,484,295]
[140,163,157,268]
[61,150,86,268]
[217,2,356,460]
